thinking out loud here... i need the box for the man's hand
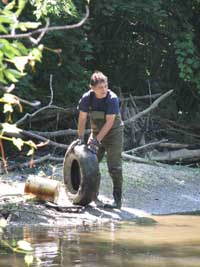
[68,136,84,152]
[75,136,84,145]
[87,137,100,154]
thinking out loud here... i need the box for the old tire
[63,144,100,206]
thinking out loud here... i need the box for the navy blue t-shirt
[77,90,120,114]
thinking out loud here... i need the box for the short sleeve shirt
[77,89,120,114]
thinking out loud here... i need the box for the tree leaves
[1,122,22,134]
[4,69,19,82]
[174,32,200,84]
[24,254,34,266]
[0,1,44,161]
[31,0,78,19]
[12,137,24,150]
[10,56,29,73]
[27,148,35,156]
[0,93,22,112]
[4,0,16,11]
[0,23,8,33]
[17,240,33,251]
[15,0,27,17]
[18,21,41,32]
[3,103,13,113]
[0,1,42,83]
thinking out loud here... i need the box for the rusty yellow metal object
[24,176,60,203]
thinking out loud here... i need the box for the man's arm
[78,111,88,138]
[96,114,116,142]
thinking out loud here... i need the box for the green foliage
[0,0,91,162]
[20,1,93,105]
[30,0,78,19]
[0,2,43,84]
[30,27,92,105]
[88,0,171,91]
[84,0,200,118]
[0,0,44,158]
[175,32,200,89]
[2,0,200,151]
[16,0,200,115]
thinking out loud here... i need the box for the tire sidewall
[63,145,100,205]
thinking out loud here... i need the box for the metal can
[24,176,61,203]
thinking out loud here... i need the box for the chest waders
[89,93,124,208]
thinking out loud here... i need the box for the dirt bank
[1,161,200,226]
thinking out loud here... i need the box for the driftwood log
[122,141,200,165]
[147,148,200,163]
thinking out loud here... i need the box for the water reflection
[1,215,200,267]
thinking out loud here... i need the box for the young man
[77,71,124,209]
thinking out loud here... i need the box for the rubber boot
[94,198,106,208]
[113,189,122,209]
[104,188,122,209]
[104,167,123,209]
[93,171,106,208]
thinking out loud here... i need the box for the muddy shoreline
[1,161,200,226]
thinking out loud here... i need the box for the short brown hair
[90,71,108,87]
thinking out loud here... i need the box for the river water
[1,215,200,267]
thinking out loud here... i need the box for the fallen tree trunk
[147,148,200,162]
[158,143,189,149]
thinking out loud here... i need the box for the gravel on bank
[1,161,200,226]
[99,161,200,215]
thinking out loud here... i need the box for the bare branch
[161,124,200,140]
[124,90,174,125]
[29,18,50,45]
[16,73,74,126]
[8,154,63,171]
[21,129,68,149]
[31,129,90,138]
[19,98,41,107]
[48,74,53,106]
[0,121,68,149]
[0,6,89,40]
[120,93,162,102]
[15,105,73,126]
[7,154,63,171]
[122,151,163,166]
[0,84,15,93]
[125,139,168,154]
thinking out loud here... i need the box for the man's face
[92,82,108,98]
